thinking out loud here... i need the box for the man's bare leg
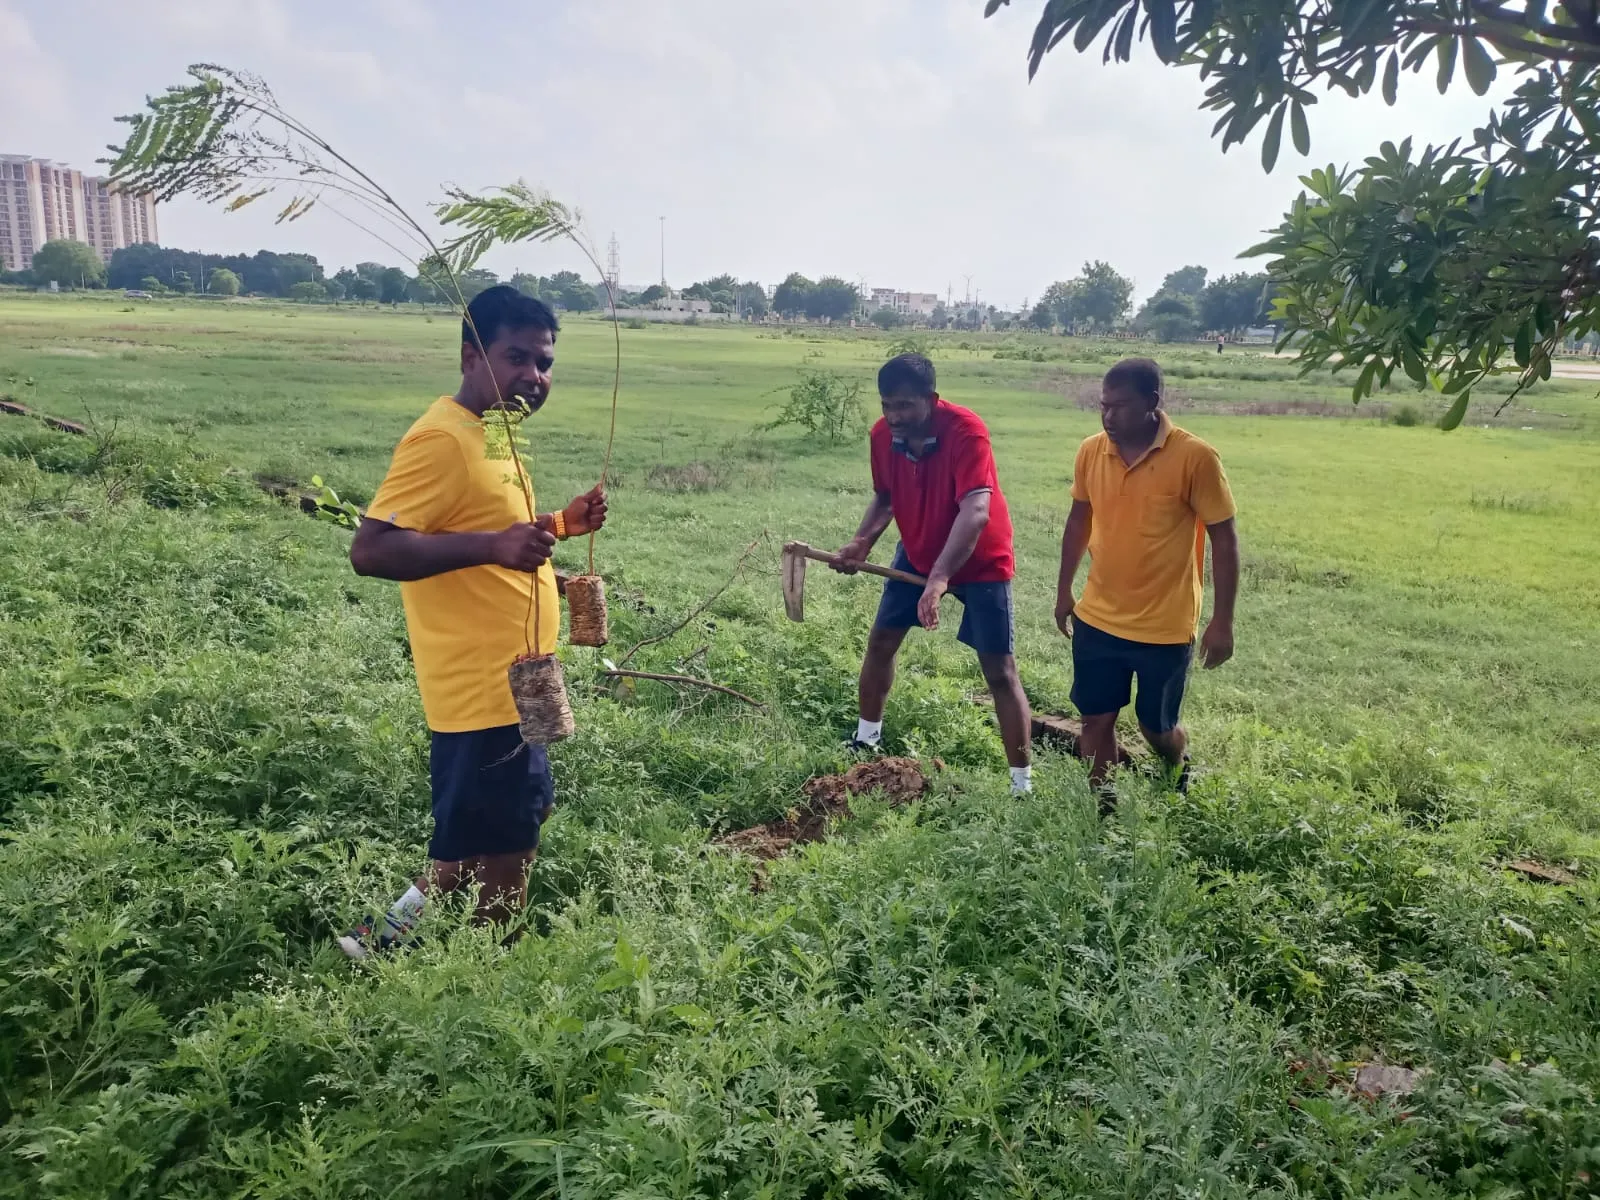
[1139,723,1189,791]
[431,850,537,925]
[1138,723,1187,768]
[858,624,910,723]
[1078,712,1122,791]
[977,652,1032,771]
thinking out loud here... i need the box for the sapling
[106,64,621,742]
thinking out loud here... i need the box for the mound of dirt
[716,756,935,863]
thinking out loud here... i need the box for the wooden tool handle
[792,543,927,587]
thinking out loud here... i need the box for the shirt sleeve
[1070,440,1092,503]
[1187,445,1237,526]
[366,430,468,533]
[951,422,998,500]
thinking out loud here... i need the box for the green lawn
[2,291,1598,1197]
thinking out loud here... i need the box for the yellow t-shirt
[1070,413,1236,644]
[367,397,560,732]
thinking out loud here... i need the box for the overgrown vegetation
[764,369,869,445]
[1,295,1598,1195]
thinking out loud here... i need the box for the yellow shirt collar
[1102,410,1173,464]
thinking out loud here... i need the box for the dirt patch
[1501,858,1579,885]
[0,400,86,436]
[716,757,935,863]
[1290,1056,1429,1108]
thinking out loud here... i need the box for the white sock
[855,717,883,745]
[1010,765,1033,794]
[383,885,425,937]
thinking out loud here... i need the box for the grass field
[2,290,1599,1197]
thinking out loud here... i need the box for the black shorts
[428,724,555,862]
[874,543,1015,655]
[1070,618,1193,734]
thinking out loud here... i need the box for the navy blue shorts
[874,544,1014,656]
[428,725,555,862]
[1070,618,1193,734]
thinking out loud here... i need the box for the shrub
[887,333,932,358]
[1391,404,1421,426]
[763,370,868,445]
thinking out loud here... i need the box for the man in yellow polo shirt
[337,285,606,957]
[1055,357,1239,803]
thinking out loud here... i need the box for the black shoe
[1174,757,1192,795]
[843,737,884,756]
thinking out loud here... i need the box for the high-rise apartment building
[0,155,159,273]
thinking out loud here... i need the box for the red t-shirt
[869,398,1014,584]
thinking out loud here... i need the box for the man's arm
[350,517,555,581]
[1200,517,1239,668]
[917,490,991,629]
[1054,498,1092,637]
[351,478,605,583]
[831,491,895,573]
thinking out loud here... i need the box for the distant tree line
[1028,261,1274,340]
[0,242,617,313]
[2,240,1274,340]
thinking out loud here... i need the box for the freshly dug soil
[716,756,935,862]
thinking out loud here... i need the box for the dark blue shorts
[428,725,554,862]
[874,544,1014,656]
[1070,618,1193,733]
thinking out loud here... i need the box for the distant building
[0,154,159,273]
[867,287,940,318]
[650,291,712,314]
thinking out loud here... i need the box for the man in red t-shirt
[832,353,1033,792]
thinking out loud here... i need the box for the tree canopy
[379,267,411,304]
[990,0,1600,424]
[1041,261,1135,330]
[1201,272,1273,333]
[805,277,860,322]
[772,273,813,318]
[208,267,241,296]
[31,240,106,289]
[735,282,769,319]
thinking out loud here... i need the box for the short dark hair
[878,353,937,398]
[462,285,559,354]
[1103,357,1163,405]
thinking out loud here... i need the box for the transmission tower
[605,233,621,294]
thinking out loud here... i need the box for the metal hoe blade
[782,541,807,622]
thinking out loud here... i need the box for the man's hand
[562,485,608,538]
[491,521,557,573]
[1054,592,1076,638]
[1199,618,1234,669]
[917,577,949,629]
[831,537,871,574]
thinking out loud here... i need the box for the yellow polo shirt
[1070,413,1235,644]
[367,397,560,732]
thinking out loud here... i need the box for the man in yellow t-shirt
[1055,358,1239,804]
[337,285,606,957]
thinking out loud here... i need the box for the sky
[1,0,1508,308]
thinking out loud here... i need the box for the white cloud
[0,4,70,146]
[7,0,1519,306]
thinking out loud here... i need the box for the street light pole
[658,216,666,287]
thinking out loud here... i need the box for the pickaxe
[782,541,925,622]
